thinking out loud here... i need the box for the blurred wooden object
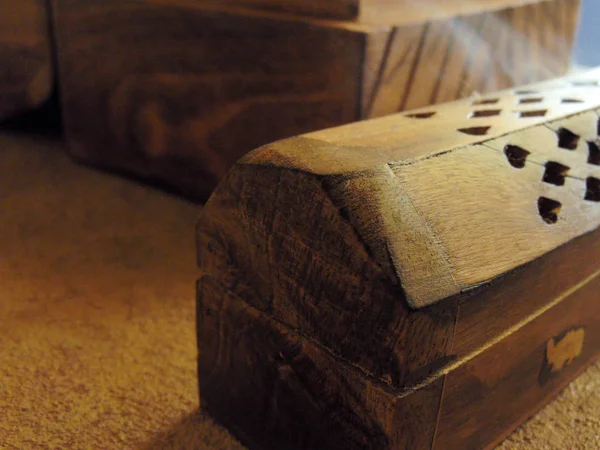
[197,70,600,450]
[201,0,557,24]
[52,0,580,199]
[0,0,52,121]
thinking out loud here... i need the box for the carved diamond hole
[469,109,501,118]
[473,98,499,105]
[457,126,491,136]
[504,145,530,168]
[589,141,600,165]
[516,89,538,95]
[518,110,547,118]
[571,80,599,87]
[561,98,584,104]
[543,162,570,186]
[538,197,562,224]
[557,128,580,150]
[406,112,436,119]
[585,177,600,202]
[519,97,543,104]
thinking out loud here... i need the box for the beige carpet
[0,130,598,449]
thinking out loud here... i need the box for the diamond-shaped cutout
[518,110,547,118]
[519,97,543,104]
[470,109,501,118]
[557,128,580,150]
[504,145,530,169]
[473,98,499,105]
[588,141,600,166]
[542,162,570,186]
[585,177,600,202]
[538,197,561,224]
[561,98,584,104]
[457,126,491,136]
[406,112,436,119]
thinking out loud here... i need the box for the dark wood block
[197,72,600,448]
[198,275,444,450]
[53,0,579,200]
[199,273,600,450]
[0,0,52,121]
[435,276,600,450]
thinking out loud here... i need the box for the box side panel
[197,274,444,450]
[434,272,600,449]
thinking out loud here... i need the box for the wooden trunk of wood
[52,0,579,200]
[196,70,600,449]
[0,0,52,121]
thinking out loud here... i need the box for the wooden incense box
[196,70,600,449]
[0,0,52,121]
[52,0,579,199]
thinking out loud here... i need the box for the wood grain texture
[198,228,600,449]
[452,227,600,358]
[195,0,359,21]
[197,73,600,391]
[197,73,600,448]
[434,273,600,450]
[53,0,578,199]
[196,0,552,24]
[359,0,559,25]
[198,275,444,450]
[52,0,366,199]
[245,70,600,307]
[364,0,580,116]
[0,0,52,121]
[197,163,458,388]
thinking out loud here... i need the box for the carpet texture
[0,131,598,449]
